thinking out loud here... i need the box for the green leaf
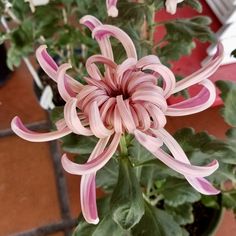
[158,178,201,206]
[201,195,220,209]
[110,157,145,230]
[96,157,119,193]
[222,191,236,213]
[183,0,202,12]
[216,80,236,127]
[132,202,183,236]
[61,134,98,154]
[165,204,194,225]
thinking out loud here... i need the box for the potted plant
[3,0,236,235]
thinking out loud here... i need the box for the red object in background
[154,0,236,106]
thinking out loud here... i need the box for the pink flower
[11,15,223,224]
[165,0,184,14]
[106,0,118,17]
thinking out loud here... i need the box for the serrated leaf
[183,0,202,12]
[111,157,144,230]
[96,157,119,192]
[73,197,129,236]
[216,80,236,127]
[222,191,236,212]
[158,178,201,206]
[132,202,183,236]
[61,134,98,154]
[165,204,194,225]
[201,195,220,209]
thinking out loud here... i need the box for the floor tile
[216,211,236,236]
[0,135,61,236]
[0,63,46,130]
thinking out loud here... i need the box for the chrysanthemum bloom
[11,15,223,224]
[165,0,184,14]
[106,0,118,17]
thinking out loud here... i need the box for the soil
[185,201,222,236]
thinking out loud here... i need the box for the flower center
[78,68,167,133]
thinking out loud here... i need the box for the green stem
[119,135,128,157]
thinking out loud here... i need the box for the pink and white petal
[57,63,77,101]
[116,58,137,86]
[36,45,83,92]
[166,79,216,116]
[61,133,121,175]
[89,101,114,138]
[187,177,220,195]
[80,136,110,224]
[134,130,219,177]
[155,128,219,195]
[80,174,99,224]
[116,95,136,133]
[173,43,224,93]
[11,116,72,142]
[136,55,161,68]
[92,25,137,59]
[80,15,114,60]
[64,98,93,136]
[143,64,176,97]
[106,0,118,17]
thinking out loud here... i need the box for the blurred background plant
[1,0,235,235]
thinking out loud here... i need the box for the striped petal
[155,128,220,195]
[11,116,72,142]
[64,98,93,136]
[166,79,216,116]
[92,25,137,59]
[173,43,224,93]
[134,130,219,177]
[61,133,121,175]
[80,137,110,224]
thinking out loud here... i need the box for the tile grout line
[0,120,49,138]
[9,219,78,236]
[49,140,76,236]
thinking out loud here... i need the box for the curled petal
[136,55,161,68]
[57,63,76,101]
[64,98,93,136]
[155,128,220,195]
[116,95,136,133]
[166,79,216,116]
[132,87,168,111]
[36,45,83,92]
[92,25,137,59]
[134,130,219,177]
[106,0,118,17]
[117,58,137,86]
[80,137,110,224]
[143,64,176,98]
[80,15,114,60]
[89,101,114,138]
[11,116,72,142]
[61,133,121,175]
[113,105,123,133]
[173,43,224,93]
[80,174,99,224]
[86,55,117,80]
[133,104,151,131]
